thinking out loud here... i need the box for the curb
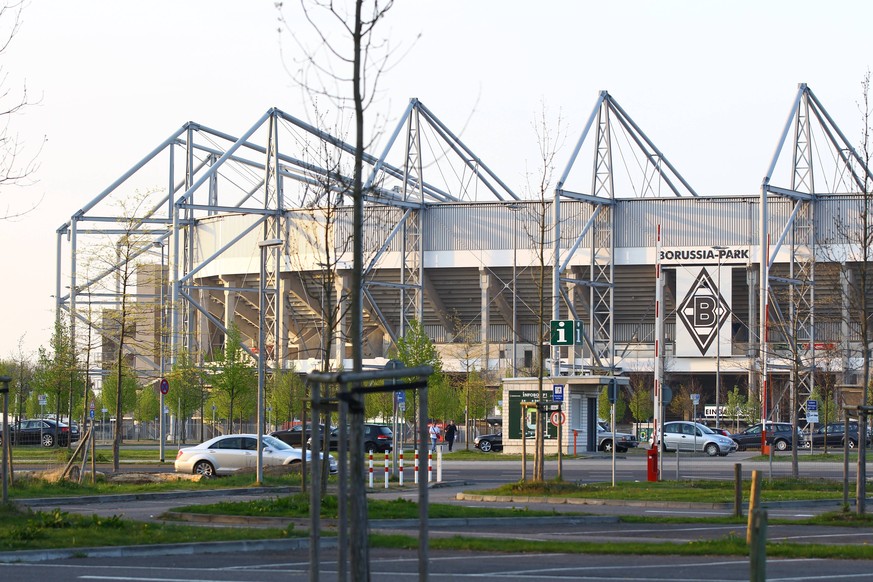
[455,492,859,511]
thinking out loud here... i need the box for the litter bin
[646,447,659,482]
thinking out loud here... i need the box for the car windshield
[697,424,715,434]
[263,435,291,450]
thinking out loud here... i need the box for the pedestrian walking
[444,419,457,451]
[429,422,441,452]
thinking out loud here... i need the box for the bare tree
[521,104,564,482]
[0,1,43,219]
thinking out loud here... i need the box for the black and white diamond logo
[678,268,730,355]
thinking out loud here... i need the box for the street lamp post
[712,246,727,429]
[153,240,166,462]
[257,238,283,485]
[0,376,9,503]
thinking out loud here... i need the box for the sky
[1,0,872,359]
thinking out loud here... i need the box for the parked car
[174,433,337,476]
[1,419,74,447]
[802,422,870,449]
[596,421,638,453]
[708,427,731,437]
[474,432,503,453]
[730,422,802,451]
[270,424,329,448]
[653,421,738,457]
[306,424,394,453]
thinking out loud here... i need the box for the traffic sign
[553,384,564,402]
[807,399,819,423]
[550,410,566,426]
[395,390,406,412]
[160,377,169,395]
[690,393,700,405]
[89,409,95,419]
[550,320,575,346]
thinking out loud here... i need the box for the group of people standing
[429,419,457,452]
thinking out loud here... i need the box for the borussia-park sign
[659,247,750,263]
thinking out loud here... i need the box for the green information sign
[550,320,575,346]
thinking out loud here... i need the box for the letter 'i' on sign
[550,320,575,346]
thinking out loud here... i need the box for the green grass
[10,445,179,463]
[173,493,566,519]
[7,471,305,498]
[0,504,298,551]
[475,477,848,503]
[370,531,873,560]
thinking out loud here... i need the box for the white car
[175,434,337,476]
[654,421,738,457]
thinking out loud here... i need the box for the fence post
[746,469,761,544]
[749,508,768,582]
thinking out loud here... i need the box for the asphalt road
[5,450,873,581]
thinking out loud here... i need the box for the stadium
[55,84,873,450]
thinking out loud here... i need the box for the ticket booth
[501,376,629,454]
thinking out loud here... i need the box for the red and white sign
[159,377,169,395]
[550,411,566,427]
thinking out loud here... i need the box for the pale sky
[2,0,872,358]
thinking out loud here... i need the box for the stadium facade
[56,84,873,443]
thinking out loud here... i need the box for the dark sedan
[730,422,801,451]
[474,432,503,452]
[270,424,328,448]
[3,419,73,447]
[803,422,869,449]
[306,424,394,453]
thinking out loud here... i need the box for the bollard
[436,446,442,482]
[368,449,374,489]
[734,463,743,518]
[414,450,419,484]
[399,450,404,486]
[384,451,390,489]
[428,451,433,483]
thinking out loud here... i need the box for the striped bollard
[368,449,374,488]
[428,451,433,483]
[399,450,404,486]
[437,445,442,482]
[384,451,389,489]
[414,450,419,484]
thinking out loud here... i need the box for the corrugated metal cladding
[615,197,793,248]
[296,195,860,256]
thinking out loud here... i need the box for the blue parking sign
[553,384,564,402]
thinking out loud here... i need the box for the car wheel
[704,443,719,457]
[600,439,613,453]
[846,438,857,449]
[193,460,215,476]
[364,441,377,453]
[775,439,789,451]
[479,440,493,452]
[42,433,54,448]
